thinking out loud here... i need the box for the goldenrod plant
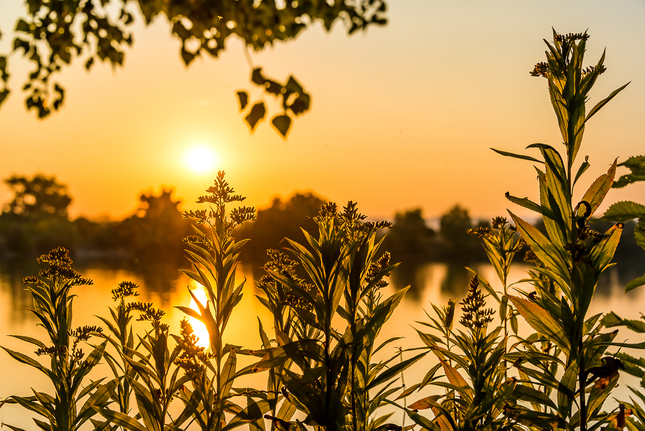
[468,217,525,365]
[407,276,516,431]
[494,30,632,431]
[94,301,191,431]
[0,247,111,431]
[255,202,421,431]
[176,171,261,431]
[94,281,141,428]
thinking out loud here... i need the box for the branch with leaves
[0,0,387,136]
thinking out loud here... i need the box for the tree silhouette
[383,208,435,259]
[439,204,484,261]
[0,174,75,254]
[117,188,192,260]
[236,192,325,261]
[3,174,72,219]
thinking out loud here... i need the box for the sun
[185,145,218,174]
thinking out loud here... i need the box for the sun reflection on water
[187,282,211,349]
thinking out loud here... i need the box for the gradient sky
[1,0,644,222]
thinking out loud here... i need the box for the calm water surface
[1,257,644,428]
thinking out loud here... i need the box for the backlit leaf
[237,91,248,110]
[245,102,266,131]
[492,148,543,163]
[504,192,543,215]
[601,201,645,222]
[272,115,291,137]
[636,218,645,250]
[625,274,645,293]
[94,407,148,431]
[438,358,471,400]
[586,82,630,123]
[0,89,9,106]
[509,211,570,288]
[408,395,440,411]
[289,93,310,115]
[251,68,266,85]
[580,159,617,217]
[590,223,622,274]
[508,295,570,355]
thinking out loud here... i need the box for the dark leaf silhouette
[272,115,291,137]
[237,91,248,110]
[245,103,266,131]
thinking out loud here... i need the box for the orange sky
[1,1,644,222]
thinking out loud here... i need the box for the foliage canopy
[0,0,388,136]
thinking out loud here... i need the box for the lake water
[1,257,644,429]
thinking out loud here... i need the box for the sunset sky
[1,0,644,222]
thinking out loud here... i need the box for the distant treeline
[1,174,643,269]
[0,174,193,263]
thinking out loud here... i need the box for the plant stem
[579,342,587,431]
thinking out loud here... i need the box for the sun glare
[185,145,218,174]
[188,284,210,348]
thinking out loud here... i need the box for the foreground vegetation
[2,31,645,431]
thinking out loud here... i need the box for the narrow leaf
[492,148,543,163]
[586,82,630,123]
[508,295,570,355]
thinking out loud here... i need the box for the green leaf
[0,89,9,106]
[589,223,622,274]
[13,38,30,53]
[1,346,51,377]
[579,159,616,218]
[625,274,645,293]
[271,115,291,137]
[503,404,567,430]
[221,348,237,398]
[94,407,149,431]
[586,82,630,123]
[636,217,645,251]
[602,312,645,333]
[514,384,558,410]
[492,148,543,163]
[508,295,570,355]
[10,394,52,421]
[175,305,202,320]
[504,192,543,214]
[1,423,28,431]
[8,335,46,349]
[438,358,472,401]
[557,361,577,418]
[601,201,645,222]
[366,352,424,391]
[613,156,645,188]
[251,68,266,85]
[289,93,310,115]
[237,91,248,110]
[509,211,570,289]
[407,395,441,411]
[180,47,195,65]
[573,156,590,187]
[265,79,282,95]
[285,76,303,93]
[245,102,266,131]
